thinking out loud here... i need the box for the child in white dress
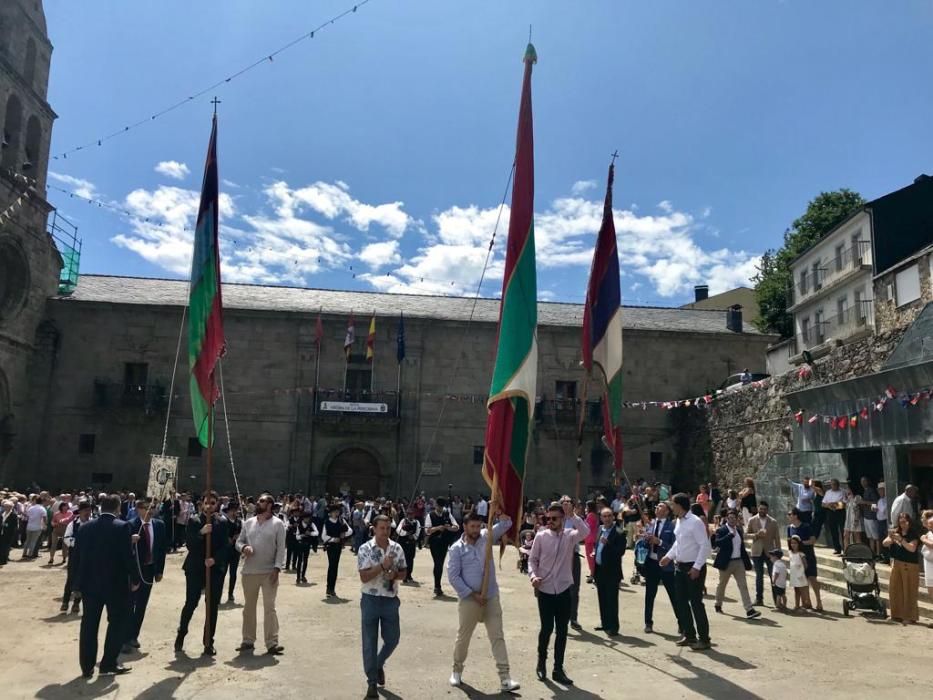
[788,535,811,610]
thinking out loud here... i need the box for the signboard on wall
[147,454,177,500]
[420,461,442,476]
[320,401,388,414]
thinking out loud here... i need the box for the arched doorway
[326,448,381,499]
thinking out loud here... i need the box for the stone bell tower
[0,0,65,484]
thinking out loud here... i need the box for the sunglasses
[547,515,562,522]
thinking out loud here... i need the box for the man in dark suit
[643,502,678,634]
[73,493,140,677]
[0,499,19,565]
[175,490,231,656]
[712,508,761,619]
[593,507,626,636]
[123,499,167,653]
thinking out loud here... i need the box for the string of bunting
[793,383,933,430]
[0,168,38,224]
[52,0,375,161]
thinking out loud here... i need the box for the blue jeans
[361,594,401,684]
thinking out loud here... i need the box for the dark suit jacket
[648,517,676,572]
[73,513,140,598]
[182,513,231,575]
[713,524,752,571]
[0,511,18,545]
[594,524,627,580]
[128,516,168,578]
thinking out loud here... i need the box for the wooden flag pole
[574,373,590,502]
[202,382,214,649]
[479,472,499,621]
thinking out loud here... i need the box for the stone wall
[703,326,908,490]
[874,249,933,335]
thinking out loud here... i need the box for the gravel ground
[0,546,926,699]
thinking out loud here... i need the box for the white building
[787,209,874,357]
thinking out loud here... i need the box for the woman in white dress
[921,510,933,597]
[843,486,863,549]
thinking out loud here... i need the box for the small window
[23,38,37,87]
[344,363,373,398]
[811,261,822,290]
[78,433,95,454]
[473,445,484,465]
[555,381,577,401]
[799,270,808,295]
[834,245,844,272]
[895,264,921,307]
[187,437,203,458]
[836,296,848,324]
[124,362,149,390]
[801,317,811,344]
[650,452,663,471]
[91,472,113,484]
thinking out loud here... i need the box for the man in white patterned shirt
[358,515,407,699]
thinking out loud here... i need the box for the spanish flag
[366,314,376,363]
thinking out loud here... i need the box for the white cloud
[657,199,673,213]
[359,240,401,270]
[570,179,597,196]
[154,161,190,181]
[701,206,712,218]
[48,171,97,199]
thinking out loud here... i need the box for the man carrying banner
[446,500,520,693]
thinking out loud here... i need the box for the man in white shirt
[22,495,46,559]
[660,493,712,650]
[889,484,918,524]
[236,493,287,656]
[358,515,407,699]
[821,479,846,554]
[475,495,489,518]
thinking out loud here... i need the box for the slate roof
[56,275,766,335]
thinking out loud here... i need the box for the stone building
[0,0,77,482]
[14,275,775,498]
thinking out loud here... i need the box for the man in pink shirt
[528,500,589,687]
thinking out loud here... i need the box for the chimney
[726,304,743,333]
[694,285,709,302]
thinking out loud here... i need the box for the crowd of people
[1,475,932,697]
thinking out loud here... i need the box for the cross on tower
[610,150,620,166]
[211,97,222,115]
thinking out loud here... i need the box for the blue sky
[44,0,933,306]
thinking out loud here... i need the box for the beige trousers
[715,559,752,610]
[452,594,510,680]
[241,572,279,649]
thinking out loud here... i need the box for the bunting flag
[482,43,538,537]
[344,314,355,358]
[582,163,623,477]
[396,312,406,364]
[314,310,324,348]
[188,115,226,448]
[366,314,376,362]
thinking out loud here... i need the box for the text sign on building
[421,461,442,476]
[320,401,388,414]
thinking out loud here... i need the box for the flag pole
[370,310,375,394]
[574,373,590,502]
[202,381,214,649]
[479,471,499,618]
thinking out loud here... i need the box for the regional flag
[366,314,376,363]
[482,44,538,536]
[582,163,623,476]
[344,314,355,358]
[188,115,226,448]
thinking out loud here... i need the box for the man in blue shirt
[446,505,519,694]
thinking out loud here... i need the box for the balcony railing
[535,398,604,430]
[790,241,870,305]
[92,381,168,414]
[798,301,874,350]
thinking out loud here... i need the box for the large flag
[396,312,406,363]
[188,115,226,448]
[366,314,376,363]
[482,43,538,536]
[582,163,623,476]
[343,314,355,358]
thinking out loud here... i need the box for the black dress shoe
[377,667,385,686]
[202,645,216,657]
[266,645,284,656]
[536,658,547,681]
[81,669,93,679]
[552,669,574,685]
[99,665,131,676]
[570,621,582,631]
[366,683,379,699]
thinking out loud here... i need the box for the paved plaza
[0,547,925,699]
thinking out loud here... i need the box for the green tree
[753,189,866,336]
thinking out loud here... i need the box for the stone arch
[1,93,22,170]
[23,114,40,173]
[322,444,385,499]
[24,37,36,87]
[0,234,30,323]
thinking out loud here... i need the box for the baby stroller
[841,542,886,618]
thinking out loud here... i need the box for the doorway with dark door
[327,447,381,499]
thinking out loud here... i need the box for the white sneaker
[501,679,521,692]
[449,671,462,687]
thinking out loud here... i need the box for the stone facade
[705,326,908,490]
[0,0,59,482]
[14,276,776,498]
[874,246,933,335]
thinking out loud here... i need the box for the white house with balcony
[787,209,874,359]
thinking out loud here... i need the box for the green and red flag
[482,43,538,536]
[188,115,226,447]
[582,164,623,478]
